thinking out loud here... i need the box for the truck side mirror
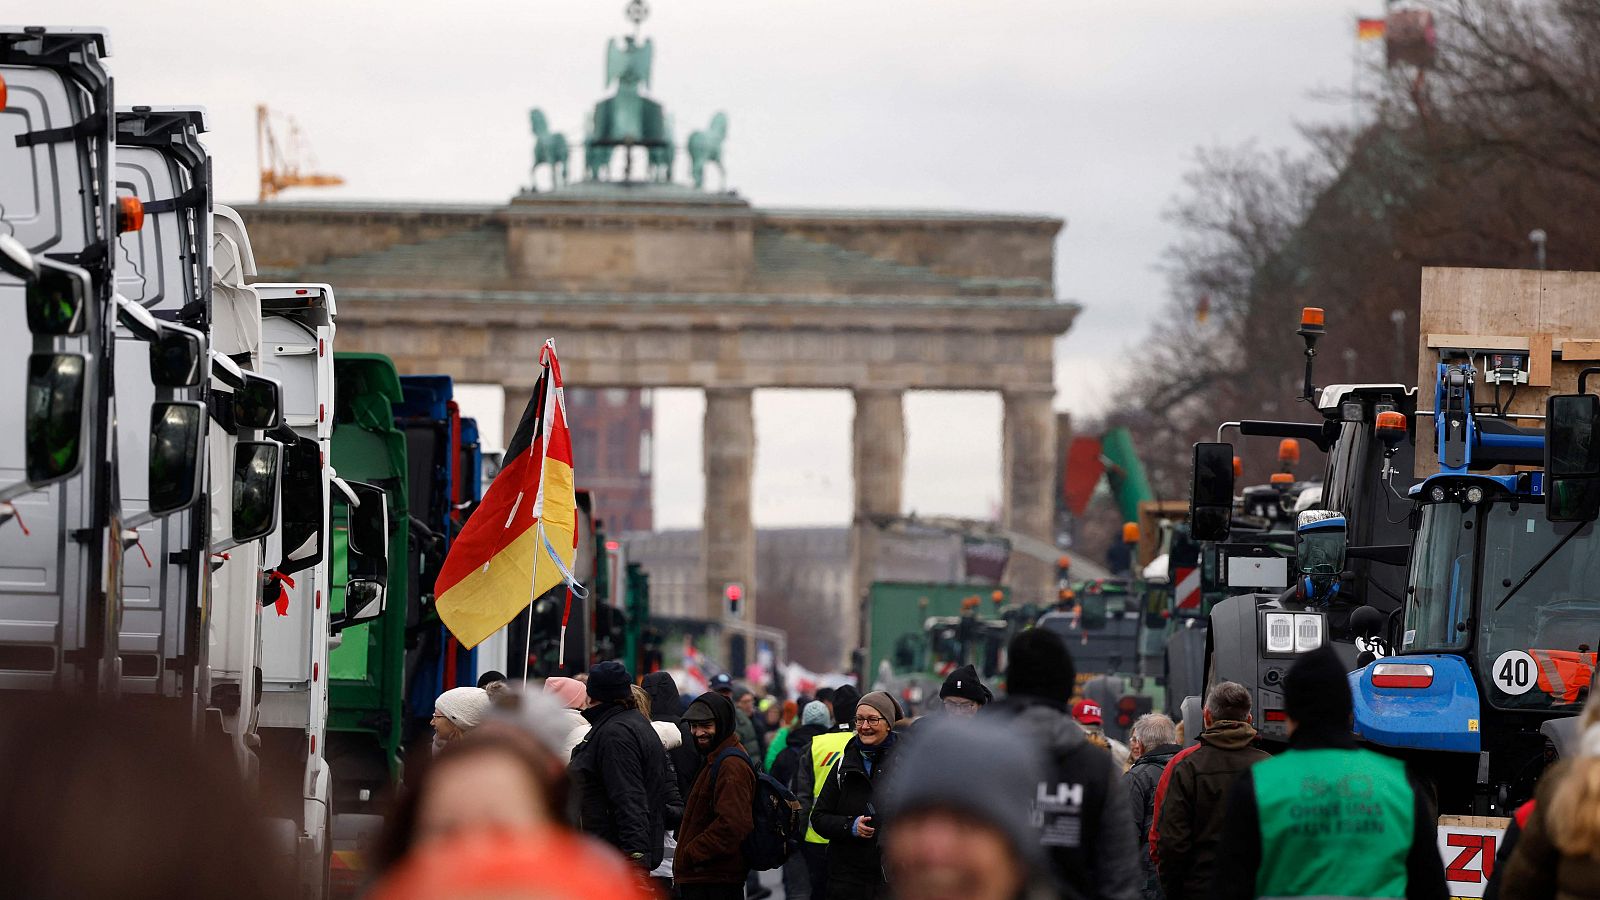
[26,259,89,337]
[276,437,324,575]
[234,374,283,430]
[232,441,282,543]
[25,353,89,487]
[1190,442,1235,541]
[147,401,205,516]
[332,481,389,633]
[0,233,37,281]
[150,325,206,388]
[1295,510,1348,577]
[1545,392,1600,523]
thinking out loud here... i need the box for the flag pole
[521,359,551,688]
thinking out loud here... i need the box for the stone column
[1003,388,1058,604]
[702,388,756,661]
[501,385,536,453]
[851,389,905,669]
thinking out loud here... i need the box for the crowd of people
[15,626,1600,899]
[363,627,1600,900]
[364,625,1571,900]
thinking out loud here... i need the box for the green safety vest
[1252,748,1413,900]
[804,731,853,845]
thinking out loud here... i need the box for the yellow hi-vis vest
[804,730,853,844]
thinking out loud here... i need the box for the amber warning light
[1278,439,1300,467]
[117,196,145,234]
[1299,306,1326,333]
[1375,410,1408,440]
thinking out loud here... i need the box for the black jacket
[1212,726,1448,900]
[772,722,829,790]
[1126,743,1181,900]
[569,701,668,869]
[811,733,898,898]
[644,671,701,802]
[985,696,1142,900]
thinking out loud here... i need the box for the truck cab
[0,28,121,694]
[112,106,212,699]
[205,204,286,778]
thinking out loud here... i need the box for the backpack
[708,746,804,871]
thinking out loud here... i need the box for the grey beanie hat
[801,700,830,728]
[857,690,902,726]
[881,717,1047,872]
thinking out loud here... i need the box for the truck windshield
[1479,504,1600,711]
[1402,501,1474,652]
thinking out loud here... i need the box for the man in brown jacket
[674,691,755,900]
[1153,681,1268,900]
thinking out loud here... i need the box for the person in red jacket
[674,691,756,900]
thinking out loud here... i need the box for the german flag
[436,339,578,650]
[1357,17,1387,41]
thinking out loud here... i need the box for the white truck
[257,280,390,898]
[112,105,214,699]
[0,27,130,695]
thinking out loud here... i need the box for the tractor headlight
[1265,612,1295,654]
[1294,613,1324,652]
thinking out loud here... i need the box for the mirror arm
[330,475,360,507]
[1346,544,1411,566]
[1579,367,1600,396]
[0,481,36,504]
[209,351,245,389]
[115,294,163,343]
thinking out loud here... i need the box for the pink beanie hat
[543,676,588,710]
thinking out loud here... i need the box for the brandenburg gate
[235,7,1077,654]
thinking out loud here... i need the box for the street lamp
[1390,309,1408,380]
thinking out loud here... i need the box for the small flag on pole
[436,339,581,655]
[1357,17,1387,41]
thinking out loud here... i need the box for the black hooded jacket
[643,671,701,801]
[569,700,668,869]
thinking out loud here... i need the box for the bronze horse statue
[529,108,569,189]
[687,112,728,190]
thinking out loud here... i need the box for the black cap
[939,664,992,705]
[1284,644,1353,727]
[683,698,717,723]
[1005,628,1076,701]
[476,670,507,689]
[588,660,632,703]
[710,673,733,692]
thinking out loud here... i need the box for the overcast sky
[30,0,1365,528]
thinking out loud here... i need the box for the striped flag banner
[1357,17,1387,41]
[436,339,583,669]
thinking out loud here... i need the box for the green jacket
[1213,727,1448,900]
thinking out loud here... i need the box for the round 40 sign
[1492,649,1537,696]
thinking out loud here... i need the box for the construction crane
[256,104,344,203]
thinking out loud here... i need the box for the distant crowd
[6,626,1600,899]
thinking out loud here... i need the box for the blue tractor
[1350,352,1600,814]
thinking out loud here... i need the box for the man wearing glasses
[809,690,904,899]
[937,663,992,718]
